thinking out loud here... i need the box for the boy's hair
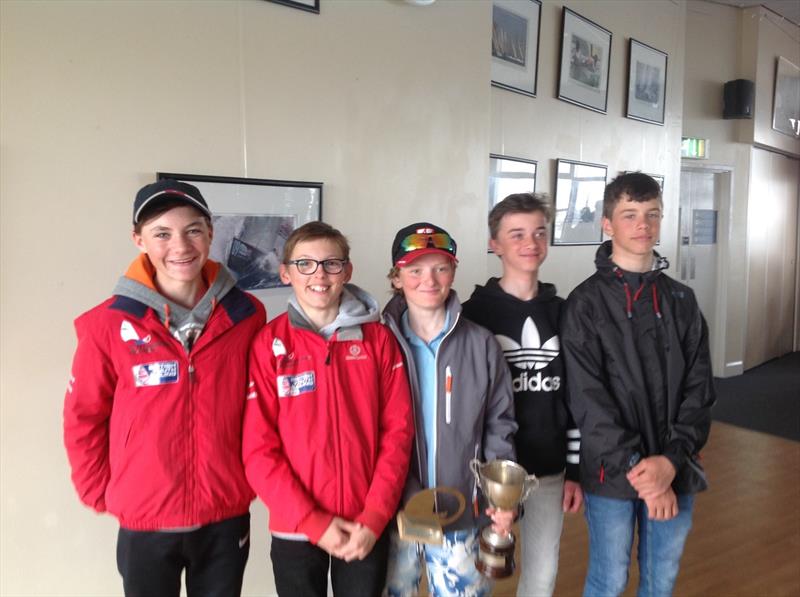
[282,221,350,263]
[603,172,662,219]
[488,193,552,239]
[134,198,212,234]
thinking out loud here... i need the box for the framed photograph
[157,172,322,299]
[626,39,668,125]
[552,159,607,245]
[488,154,537,251]
[772,56,800,138]
[491,0,542,97]
[267,0,319,14]
[557,8,612,114]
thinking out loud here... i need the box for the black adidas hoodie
[463,279,579,481]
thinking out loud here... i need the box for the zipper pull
[445,366,452,424]
[188,362,195,383]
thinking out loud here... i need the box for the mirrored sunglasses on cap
[399,232,456,254]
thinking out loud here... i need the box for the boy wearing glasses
[561,173,715,596]
[462,193,582,597]
[243,221,414,597]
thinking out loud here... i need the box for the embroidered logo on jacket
[132,361,179,387]
[121,320,151,345]
[345,344,367,361]
[277,371,316,397]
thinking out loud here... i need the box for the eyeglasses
[286,258,349,275]
[398,233,456,255]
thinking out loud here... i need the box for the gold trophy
[397,487,466,545]
[470,459,539,578]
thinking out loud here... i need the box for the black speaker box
[723,79,754,119]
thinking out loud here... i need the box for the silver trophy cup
[470,458,539,578]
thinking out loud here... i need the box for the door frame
[679,160,735,377]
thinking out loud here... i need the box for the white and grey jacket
[383,290,517,531]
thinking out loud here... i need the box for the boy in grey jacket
[382,222,517,597]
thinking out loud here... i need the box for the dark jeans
[270,532,389,597]
[116,513,250,597]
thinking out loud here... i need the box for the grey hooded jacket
[383,290,517,531]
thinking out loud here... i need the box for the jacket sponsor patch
[277,370,316,397]
[132,361,179,387]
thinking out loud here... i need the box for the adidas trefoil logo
[495,317,559,371]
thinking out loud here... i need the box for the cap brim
[395,248,458,267]
[134,191,211,224]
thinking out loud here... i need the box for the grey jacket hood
[113,260,237,352]
[288,283,380,339]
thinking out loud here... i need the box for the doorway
[678,164,732,377]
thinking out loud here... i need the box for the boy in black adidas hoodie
[462,193,581,597]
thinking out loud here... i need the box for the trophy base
[475,531,515,579]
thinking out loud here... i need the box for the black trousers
[116,514,250,597]
[270,532,389,597]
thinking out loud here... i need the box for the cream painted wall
[739,6,800,157]
[1,1,493,595]
[683,0,752,375]
[0,0,707,595]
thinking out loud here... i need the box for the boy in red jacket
[243,221,414,597]
[63,179,266,596]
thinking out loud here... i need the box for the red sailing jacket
[242,308,414,543]
[63,261,266,530]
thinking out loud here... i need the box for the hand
[644,487,679,521]
[626,455,676,499]
[317,517,358,557]
[562,480,583,513]
[337,523,377,562]
[486,507,515,536]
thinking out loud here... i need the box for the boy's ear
[343,261,353,284]
[488,237,502,255]
[602,217,614,238]
[279,263,291,285]
[132,231,147,253]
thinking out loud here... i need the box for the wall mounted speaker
[723,79,755,119]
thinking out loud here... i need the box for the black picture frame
[488,154,538,251]
[772,56,800,138]
[552,158,607,245]
[491,0,542,97]
[267,0,319,14]
[557,7,612,114]
[626,39,668,125]
[157,172,322,297]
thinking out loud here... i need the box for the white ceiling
[709,0,800,26]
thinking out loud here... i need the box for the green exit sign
[681,137,709,159]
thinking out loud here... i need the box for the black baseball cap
[133,179,211,225]
[391,222,458,267]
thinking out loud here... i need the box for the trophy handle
[519,474,539,503]
[469,458,483,489]
[433,487,466,526]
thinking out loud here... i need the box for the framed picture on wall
[626,39,668,125]
[488,154,537,251]
[491,0,542,97]
[557,8,612,114]
[267,0,319,14]
[552,158,607,245]
[157,173,322,299]
[489,154,538,209]
[772,56,800,138]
